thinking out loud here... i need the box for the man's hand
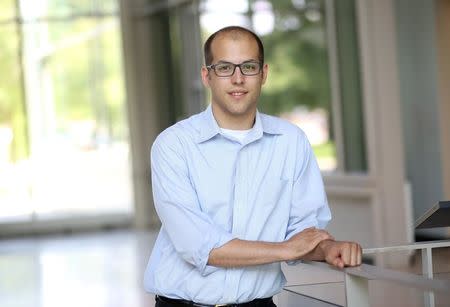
[319,240,362,268]
[284,227,334,261]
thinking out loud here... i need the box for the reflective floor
[0,230,158,307]
[1,230,449,307]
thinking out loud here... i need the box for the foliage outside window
[200,0,337,171]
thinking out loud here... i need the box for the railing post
[345,273,370,307]
[422,247,435,307]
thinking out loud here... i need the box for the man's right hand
[283,227,334,261]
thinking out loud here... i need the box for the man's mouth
[228,90,248,97]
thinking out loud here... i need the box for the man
[144,26,362,307]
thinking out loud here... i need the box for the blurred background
[0,0,449,306]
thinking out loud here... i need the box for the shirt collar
[196,104,282,143]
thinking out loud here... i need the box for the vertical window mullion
[325,0,345,173]
[334,0,367,172]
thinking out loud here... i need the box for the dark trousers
[155,295,277,307]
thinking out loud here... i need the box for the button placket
[233,145,248,237]
[224,145,245,303]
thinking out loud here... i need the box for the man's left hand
[320,240,362,268]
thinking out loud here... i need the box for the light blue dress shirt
[144,105,331,304]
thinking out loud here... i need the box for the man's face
[201,35,268,123]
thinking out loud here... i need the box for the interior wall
[326,194,374,246]
[435,0,450,202]
[356,0,409,254]
[394,0,445,239]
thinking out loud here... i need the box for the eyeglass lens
[213,62,261,76]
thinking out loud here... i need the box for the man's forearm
[207,238,288,267]
[208,228,333,267]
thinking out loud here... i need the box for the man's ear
[201,66,210,87]
[261,63,269,85]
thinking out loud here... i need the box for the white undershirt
[220,127,252,143]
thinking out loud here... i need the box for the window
[0,0,132,223]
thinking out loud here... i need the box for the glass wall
[0,0,132,223]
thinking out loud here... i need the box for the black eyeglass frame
[206,61,263,77]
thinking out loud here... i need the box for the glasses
[206,61,262,77]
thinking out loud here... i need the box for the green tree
[257,0,331,116]
[0,0,28,161]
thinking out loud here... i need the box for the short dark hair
[203,26,264,66]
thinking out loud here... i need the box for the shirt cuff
[194,228,236,276]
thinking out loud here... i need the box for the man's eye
[242,64,257,71]
[217,65,232,72]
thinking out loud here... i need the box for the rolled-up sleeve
[151,132,234,275]
[285,131,332,241]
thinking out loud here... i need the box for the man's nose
[231,66,244,84]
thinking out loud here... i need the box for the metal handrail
[300,240,450,307]
[304,261,450,293]
[362,239,450,254]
